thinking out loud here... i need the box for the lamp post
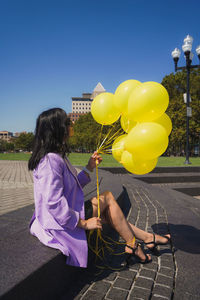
[171,35,200,164]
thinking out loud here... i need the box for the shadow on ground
[152,223,200,254]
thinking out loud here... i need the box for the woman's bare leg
[128,223,171,248]
[90,191,151,261]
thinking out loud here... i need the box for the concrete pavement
[0,161,200,300]
[0,161,33,216]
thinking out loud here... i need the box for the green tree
[162,69,200,155]
[0,140,7,152]
[15,132,34,151]
[71,113,101,152]
[70,113,122,152]
[6,142,15,151]
[0,140,14,152]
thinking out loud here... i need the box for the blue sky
[0,0,200,133]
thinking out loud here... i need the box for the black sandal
[144,234,171,256]
[121,242,152,267]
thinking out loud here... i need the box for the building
[0,131,13,142]
[14,131,27,137]
[71,93,93,115]
[91,82,106,99]
[68,82,105,122]
[68,112,86,123]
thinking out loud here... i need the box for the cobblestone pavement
[60,180,176,300]
[1,161,197,300]
[0,161,34,215]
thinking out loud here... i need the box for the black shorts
[84,200,93,220]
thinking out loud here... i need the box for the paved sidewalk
[0,161,33,216]
[0,161,200,300]
[62,170,200,300]
[61,173,176,300]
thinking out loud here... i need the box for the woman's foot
[144,233,171,250]
[125,241,151,263]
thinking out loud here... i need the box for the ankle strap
[145,233,156,245]
[126,241,141,253]
[126,237,136,247]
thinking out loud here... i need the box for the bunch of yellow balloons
[91,79,172,175]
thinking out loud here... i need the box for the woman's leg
[90,191,151,261]
[128,223,171,247]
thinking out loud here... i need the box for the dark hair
[28,108,70,170]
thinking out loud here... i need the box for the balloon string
[95,159,101,264]
[96,159,100,218]
[97,125,104,150]
[97,126,114,151]
[88,122,136,271]
[100,128,123,149]
[99,146,123,154]
[97,124,124,155]
[103,127,124,144]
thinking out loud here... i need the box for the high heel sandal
[144,233,171,256]
[121,242,152,267]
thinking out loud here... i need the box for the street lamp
[171,35,200,164]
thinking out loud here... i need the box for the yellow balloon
[153,113,172,136]
[125,122,168,160]
[120,114,137,133]
[121,150,158,175]
[128,82,169,122]
[112,134,127,162]
[91,92,120,125]
[114,79,141,113]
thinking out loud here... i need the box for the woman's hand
[86,151,102,171]
[78,217,102,230]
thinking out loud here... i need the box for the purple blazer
[29,152,91,268]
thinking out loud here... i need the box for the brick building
[68,82,105,122]
[0,131,13,142]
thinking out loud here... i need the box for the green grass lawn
[0,152,31,161]
[0,152,200,167]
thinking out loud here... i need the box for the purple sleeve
[77,170,91,188]
[39,154,79,230]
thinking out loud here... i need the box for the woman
[29,108,170,268]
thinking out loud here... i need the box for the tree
[0,140,7,152]
[6,142,15,151]
[70,113,122,152]
[15,132,34,151]
[161,69,200,156]
[70,113,101,152]
[0,140,15,152]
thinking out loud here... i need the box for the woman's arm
[77,152,102,187]
[77,217,102,230]
[82,152,102,177]
[86,151,102,171]
[77,152,103,230]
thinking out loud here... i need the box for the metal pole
[185,53,191,164]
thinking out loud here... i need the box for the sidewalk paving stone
[106,287,129,299]
[1,161,200,300]
[129,287,151,299]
